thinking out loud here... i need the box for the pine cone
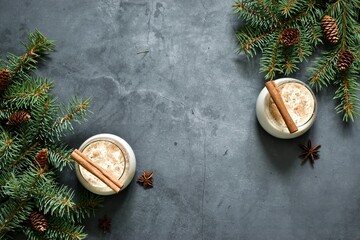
[29,211,48,233]
[281,28,299,46]
[337,50,354,72]
[34,148,49,168]
[7,111,31,125]
[0,69,11,92]
[321,15,339,44]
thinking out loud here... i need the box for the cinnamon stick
[265,80,298,133]
[71,150,122,192]
[74,149,122,189]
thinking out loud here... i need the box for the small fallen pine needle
[98,215,111,233]
[137,50,149,54]
[137,170,153,189]
[299,140,321,168]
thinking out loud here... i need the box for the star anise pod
[137,170,153,188]
[299,140,321,167]
[98,215,111,233]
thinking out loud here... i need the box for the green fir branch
[334,68,360,122]
[22,226,46,240]
[52,97,91,137]
[31,97,57,141]
[8,141,39,168]
[308,50,339,90]
[0,108,12,119]
[278,0,308,17]
[1,76,53,109]
[0,129,21,165]
[7,30,54,79]
[0,30,102,239]
[260,33,283,79]
[282,46,299,75]
[47,144,73,171]
[0,172,14,198]
[45,217,87,240]
[70,191,103,221]
[0,199,34,237]
[34,182,75,219]
[234,0,321,80]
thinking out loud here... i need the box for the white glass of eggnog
[256,78,317,139]
[75,134,136,195]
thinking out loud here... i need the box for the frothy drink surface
[269,82,314,128]
[79,140,125,188]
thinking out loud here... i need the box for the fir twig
[234,0,320,79]
[0,31,102,238]
[334,68,360,121]
[10,30,54,79]
[52,98,91,137]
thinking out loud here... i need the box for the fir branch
[9,141,39,168]
[295,27,314,61]
[236,28,276,56]
[306,23,322,46]
[0,199,34,237]
[0,30,99,239]
[1,77,53,109]
[45,217,86,240]
[279,0,304,17]
[308,50,339,90]
[47,144,73,171]
[283,46,299,75]
[31,97,57,141]
[0,168,47,235]
[260,33,283,79]
[69,191,103,221]
[233,1,271,29]
[3,168,48,199]
[0,172,14,198]
[234,0,321,79]
[233,2,262,18]
[334,68,360,121]
[0,129,20,164]
[9,30,54,79]
[22,226,46,240]
[256,0,280,24]
[0,108,12,119]
[52,97,91,137]
[34,182,75,219]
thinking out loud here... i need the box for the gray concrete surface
[1,0,360,239]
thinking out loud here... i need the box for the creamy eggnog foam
[268,82,315,128]
[79,140,125,188]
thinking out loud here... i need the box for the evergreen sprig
[308,0,360,121]
[0,31,103,239]
[234,0,360,121]
[234,0,322,79]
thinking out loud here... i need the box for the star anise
[299,140,321,167]
[98,215,111,233]
[137,170,153,189]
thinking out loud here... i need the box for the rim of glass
[78,139,127,189]
[264,79,317,129]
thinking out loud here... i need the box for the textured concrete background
[1,0,360,239]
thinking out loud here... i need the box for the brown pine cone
[337,50,354,72]
[34,148,49,168]
[321,15,339,44]
[29,211,48,233]
[281,28,299,46]
[7,111,31,125]
[0,69,11,92]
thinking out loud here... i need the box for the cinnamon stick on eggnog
[265,80,298,133]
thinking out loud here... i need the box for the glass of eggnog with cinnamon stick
[256,78,317,139]
[74,134,136,195]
